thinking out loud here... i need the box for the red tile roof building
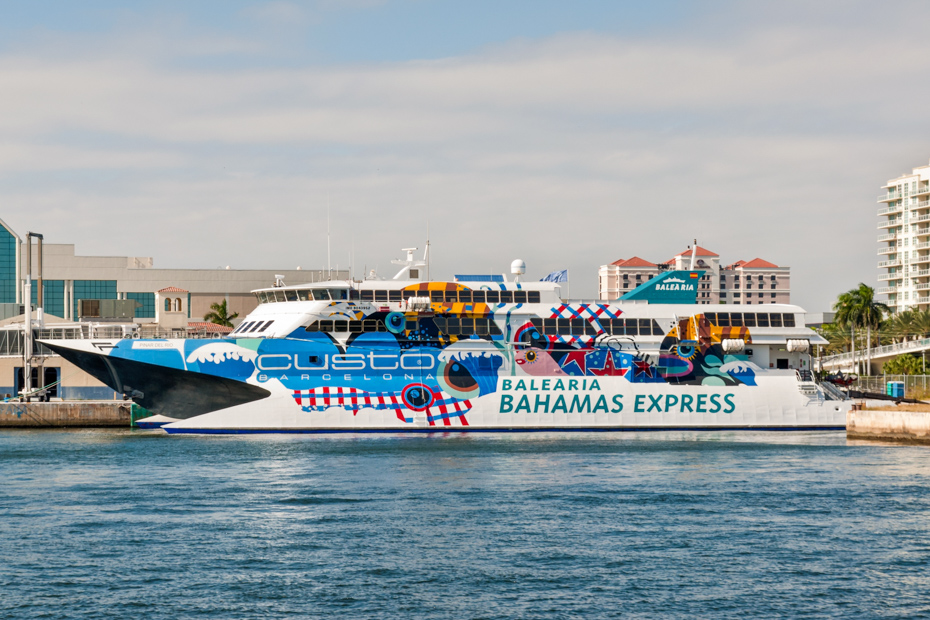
[598,244,790,305]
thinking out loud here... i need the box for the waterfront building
[0,217,347,322]
[877,159,930,313]
[0,217,347,399]
[598,245,790,305]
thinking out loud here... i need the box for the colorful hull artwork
[43,274,849,433]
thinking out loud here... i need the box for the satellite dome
[511,259,526,275]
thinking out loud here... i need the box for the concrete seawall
[847,410,930,443]
[0,401,132,427]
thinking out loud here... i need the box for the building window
[174,298,182,312]
[164,298,171,312]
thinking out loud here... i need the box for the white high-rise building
[877,159,930,313]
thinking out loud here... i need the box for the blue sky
[0,0,928,308]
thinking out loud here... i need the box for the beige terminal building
[877,158,930,313]
[598,245,791,305]
[0,217,345,398]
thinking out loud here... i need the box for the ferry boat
[41,249,849,434]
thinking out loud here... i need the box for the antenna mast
[327,198,332,279]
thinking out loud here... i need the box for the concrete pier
[0,401,132,427]
[847,409,930,443]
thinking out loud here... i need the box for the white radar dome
[511,259,526,275]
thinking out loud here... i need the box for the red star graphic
[590,351,629,377]
[633,359,654,378]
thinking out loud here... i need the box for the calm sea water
[1,429,929,619]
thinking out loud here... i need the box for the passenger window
[331,289,348,300]
[514,291,528,303]
[458,290,472,303]
[783,314,796,327]
[770,313,782,328]
[363,319,380,332]
[557,318,571,334]
[757,313,770,327]
[319,321,334,332]
[389,290,402,302]
[528,292,541,303]
[313,289,332,301]
[543,318,557,334]
[743,314,756,327]
[430,290,444,302]
[445,291,459,302]
[349,289,360,300]
[476,319,489,335]
[500,291,514,303]
[349,321,363,333]
[652,320,664,336]
[460,318,475,335]
[374,290,387,302]
[489,321,502,335]
[297,290,312,301]
[472,290,486,303]
[638,319,651,335]
[360,290,374,301]
[446,317,460,334]
[704,312,717,324]
[584,321,597,336]
[304,321,319,332]
[486,291,500,303]
[569,319,585,335]
[717,312,730,327]
[285,290,298,302]
[730,313,743,327]
[625,319,639,335]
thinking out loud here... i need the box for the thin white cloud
[0,4,928,309]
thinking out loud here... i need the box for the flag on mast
[540,269,568,283]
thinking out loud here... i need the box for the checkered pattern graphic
[546,303,620,345]
[292,386,471,426]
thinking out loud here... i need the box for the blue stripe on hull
[163,425,846,435]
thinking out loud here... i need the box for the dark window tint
[360,290,374,301]
[374,290,388,302]
[625,319,639,336]
[770,313,782,327]
[445,291,458,302]
[446,317,460,334]
[757,313,770,327]
[528,291,541,303]
[783,314,796,327]
[514,291,528,303]
[717,313,730,327]
[743,313,756,327]
[319,321,334,333]
[476,319,489,335]
[652,320,664,336]
[389,290,403,302]
[430,290,443,302]
[570,319,586,335]
[460,318,475,335]
[543,318,557,335]
[349,289,360,300]
[638,319,651,335]
[333,320,348,332]
[485,291,500,303]
[458,290,473,303]
[285,290,298,302]
[704,313,717,324]
[500,291,513,303]
[730,313,743,327]
[472,290,486,303]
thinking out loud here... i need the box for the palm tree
[203,299,239,328]
[833,283,889,375]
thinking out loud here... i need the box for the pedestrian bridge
[819,338,930,373]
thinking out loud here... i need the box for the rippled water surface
[2,429,930,619]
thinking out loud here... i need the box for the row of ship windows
[357,289,541,304]
[255,288,543,305]
[306,317,504,335]
[529,318,664,337]
[704,312,795,327]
